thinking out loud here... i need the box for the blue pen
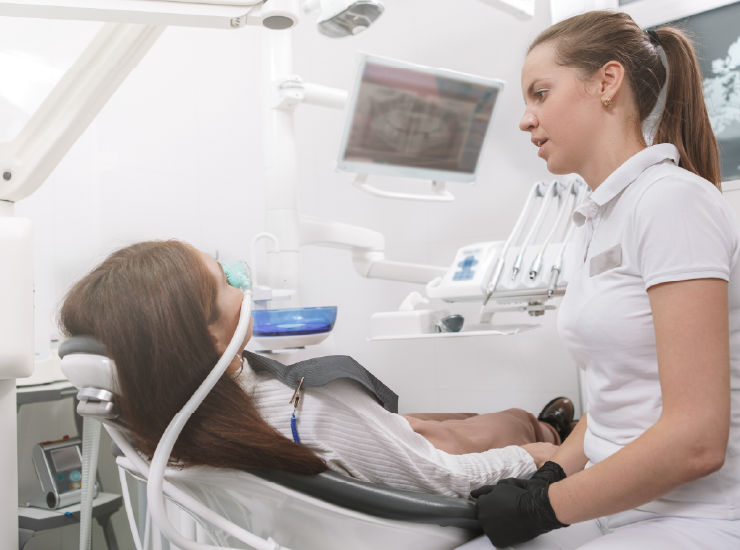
[289,377,305,444]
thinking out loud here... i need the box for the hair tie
[647,29,661,47]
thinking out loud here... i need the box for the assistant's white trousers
[455,509,740,550]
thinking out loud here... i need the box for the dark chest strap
[242,351,398,414]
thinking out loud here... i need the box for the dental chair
[58,335,479,550]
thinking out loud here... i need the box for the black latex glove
[471,462,568,547]
[501,460,567,491]
[471,460,566,497]
[475,482,568,547]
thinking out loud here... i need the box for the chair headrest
[59,336,119,394]
[59,335,108,358]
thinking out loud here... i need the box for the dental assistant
[470,10,740,549]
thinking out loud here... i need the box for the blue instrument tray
[252,306,338,337]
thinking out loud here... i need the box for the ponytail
[652,27,721,189]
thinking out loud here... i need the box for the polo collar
[590,143,679,207]
[572,144,679,228]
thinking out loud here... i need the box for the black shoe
[538,397,575,443]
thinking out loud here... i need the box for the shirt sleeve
[632,175,737,290]
[300,380,536,498]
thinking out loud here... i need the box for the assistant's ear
[598,60,626,107]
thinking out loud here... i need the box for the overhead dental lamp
[303,0,384,37]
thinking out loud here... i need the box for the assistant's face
[200,251,252,357]
[519,43,601,175]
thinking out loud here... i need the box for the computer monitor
[337,54,504,183]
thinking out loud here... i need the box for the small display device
[426,241,502,301]
[31,436,95,509]
[337,54,505,183]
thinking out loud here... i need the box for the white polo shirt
[558,143,740,519]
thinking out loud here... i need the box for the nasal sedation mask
[218,260,252,292]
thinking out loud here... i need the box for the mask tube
[146,290,252,550]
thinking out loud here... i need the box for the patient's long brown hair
[60,240,326,474]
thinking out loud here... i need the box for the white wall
[11,0,581,547]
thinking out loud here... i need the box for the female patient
[59,240,568,498]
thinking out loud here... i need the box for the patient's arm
[244,373,541,497]
[521,443,559,468]
[293,382,539,497]
[403,409,559,455]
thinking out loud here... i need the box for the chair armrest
[251,469,479,529]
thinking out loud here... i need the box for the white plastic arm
[354,251,446,284]
[300,81,348,109]
[0,22,164,202]
[475,0,534,18]
[274,76,348,110]
[299,215,384,250]
[299,216,446,284]
[0,1,264,28]
[0,204,34,378]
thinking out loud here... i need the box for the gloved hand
[471,461,568,547]
[475,482,568,547]
[471,460,566,497]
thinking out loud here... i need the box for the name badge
[590,244,622,277]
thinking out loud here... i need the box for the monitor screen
[337,55,504,183]
[50,445,81,472]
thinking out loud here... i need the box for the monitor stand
[351,174,455,202]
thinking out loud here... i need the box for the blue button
[458,256,478,268]
[69,470,82,482]
[56,473,65,481]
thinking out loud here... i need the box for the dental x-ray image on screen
[338,55,504,183]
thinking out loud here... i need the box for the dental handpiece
[547,220,576,297]
[483,181,544,305]
[512,180,557,281]
[546,181,586,296]
[529,179,577,281]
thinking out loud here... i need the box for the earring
[233,353,246,377]
[601,96,612,108]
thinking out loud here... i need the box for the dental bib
[243,351,398,413]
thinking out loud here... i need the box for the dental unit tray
[251,306,338,351]
[252,306,337,336]
[370,177,588,340]
[429,177,587,307]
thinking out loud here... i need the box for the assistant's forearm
[548,417,723,524]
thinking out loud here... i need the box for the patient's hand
[521,443,558,468]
